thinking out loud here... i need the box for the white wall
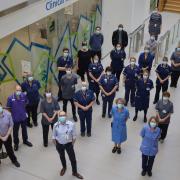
[101,0,150,56]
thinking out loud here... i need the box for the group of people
[0,7,180,179]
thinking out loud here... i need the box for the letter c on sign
[46,1,52,11]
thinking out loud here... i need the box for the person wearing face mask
[138,46,154,75]
[61,68,78,122]
[77,41,92,81]
[99,66,118,118]
[170,44,180,88]
[155,92,174,143]
[123,57,140,107]
[153,57,171,104]
[53,111,83,179]
[57,48,73,101]
[133,70,154,122]
[140,116,160,177]
[6,85,33,151]
[73,81,95,137]
[110,43,126,84]
[111,98,129,154]
[148,7,162,40]
[146,35,158,59]
[40,90,60,147]
[88,55,104,105]
[21,73,41,127]
[0,102,20,167]
[89,26,104,60]
[112,24,128,48]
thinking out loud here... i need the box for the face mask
[143,75,148,80]
[58,116,66,123]
[116,47,121,51]
[130,61,135,66]
[46,93,51,98]
[94,59,99,64]
[16,91,21,96]
[117,104,123,109]
[0,106,3,113]
[81,86,87,91]
[119,27,123,31]
[162,61,168,65]
[28,76,33,81]
[150,122,157,128]
[64,52,68,57]
[150,36,155,41]
[96,30,100,34]
[83,46,87,50]
[107,72,111,76]
[176,48,180,52]
[144,50,149,54]
[66,70,71,75]
[163,97,169,101]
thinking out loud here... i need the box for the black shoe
[27,123,33,128]
[141,170,146,176]
[73,115,78,122]
[153,101,157,104]
[33,122,38,127]
[72,172,84,179]
[102,114,105,118]
[147,171,152,177]
[23,141,33,147]
[87,133,91,137]
[96,99,100,105]
[144,117,147,123]
[125,103,128,106]
[133,115,137,121]
[14,144,18,151]
[81,133,85,137]
[108,114,112,118]
[13,161,20,168]
[44,144,48,147]
[112,147,117,153]
[117,147,121,154]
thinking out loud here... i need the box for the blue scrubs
[73,89,95,134]
[138,53,154,73]
[123,65,140,105]
[110,49,126,82]
[154,64,171,103]
[111,106,129,144]
[88,62,104,94]
[99,74,118,116]
[135,78,154,111]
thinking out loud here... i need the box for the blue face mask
[150,122,156,128]
[16,91,21,96]
[117,104,124,109]
[0,106,3,113]
[58,116,66,123]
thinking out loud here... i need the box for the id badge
[146,88,150,91]
[162,110,167,114]
[104,78,107,83]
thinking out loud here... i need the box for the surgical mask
[66,70,71,75]
[144,50,149,53]
[0,106,3,113]
[81,86,87,91]
[96,30,100,34]
[16,91,21,96]
[163,97,169,101]
[150,122,157,128]
[94,59,99,64]
[83,46,87,50]
[28,76,33,81]
[117,104,124,109]
[107,71,111,76]
[46,93,51,98]
[116,47,121,51]
[130,61,135,66]
[58,116,66,123]
[143,75,148,80]
[150,36,155,41]
[162,61,168,65]
[64,52,68,57]
[119,27,123,31]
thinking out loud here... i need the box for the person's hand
[84,106,89,111]
[106,92,111,96]
[160,79,164,84]
[1,136,8,142]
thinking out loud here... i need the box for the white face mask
[143,75,148,80]
[144,50,149,54]
[150,36,155,41]
[96,30,100,34]
[150,122,157,128]
[46,93,52,98]
[163,97,169,102]
[116,47,121,51]
[130,61,135,66]
[81,86,87,91]
[28,76,33,82]
[16,91,21,96]
[66,70,71,75]
[117,104,124,109]
[119,27,123,31]
[64,52,68,57]
[162,61,168,65]
[0,106,3,113]
[94,59,99,64]
[83,46,87,50]
[107,72,111,76]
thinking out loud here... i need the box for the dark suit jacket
[112,29,128,48]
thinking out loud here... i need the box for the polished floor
[0,12,180,180]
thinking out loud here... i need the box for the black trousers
[0,136,17,163]
[135,108,147,118]
[42,123,54,145]
[13,121,28,145]
[63,98,76,117]
[58,84,62,101]
[125,85,136,104]
[77,69,88,81]
[170,70,180,87]
[112,68,123,83]
[26,103,39,125]
[102,98,114,116]
[91,50,102,60]
[56,142,77,173]
[158,123,169,140]
[154,82,168,103]
[142,154,155,172]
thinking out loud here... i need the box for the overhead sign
[45,0,72,11]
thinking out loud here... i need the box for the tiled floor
[0,11,180,180]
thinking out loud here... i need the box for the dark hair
[63,48,69,52]
[163,56,168,61]
[130,57,136,61]
[82,41,87,46]
[118,24,123,28]
[96,26,101,30]
[0,102,2,105]
[163,91,170,97]
[105,66,112,72]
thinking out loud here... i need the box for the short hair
[163,91,170,97]
[163,57,168,61]
[148,116,159,124]
[105,66,112,72]
[118,24,123,28]
[115,98,126,104]
[63,48,69,52]
[143,70,149,74]
[130,57,136,61]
